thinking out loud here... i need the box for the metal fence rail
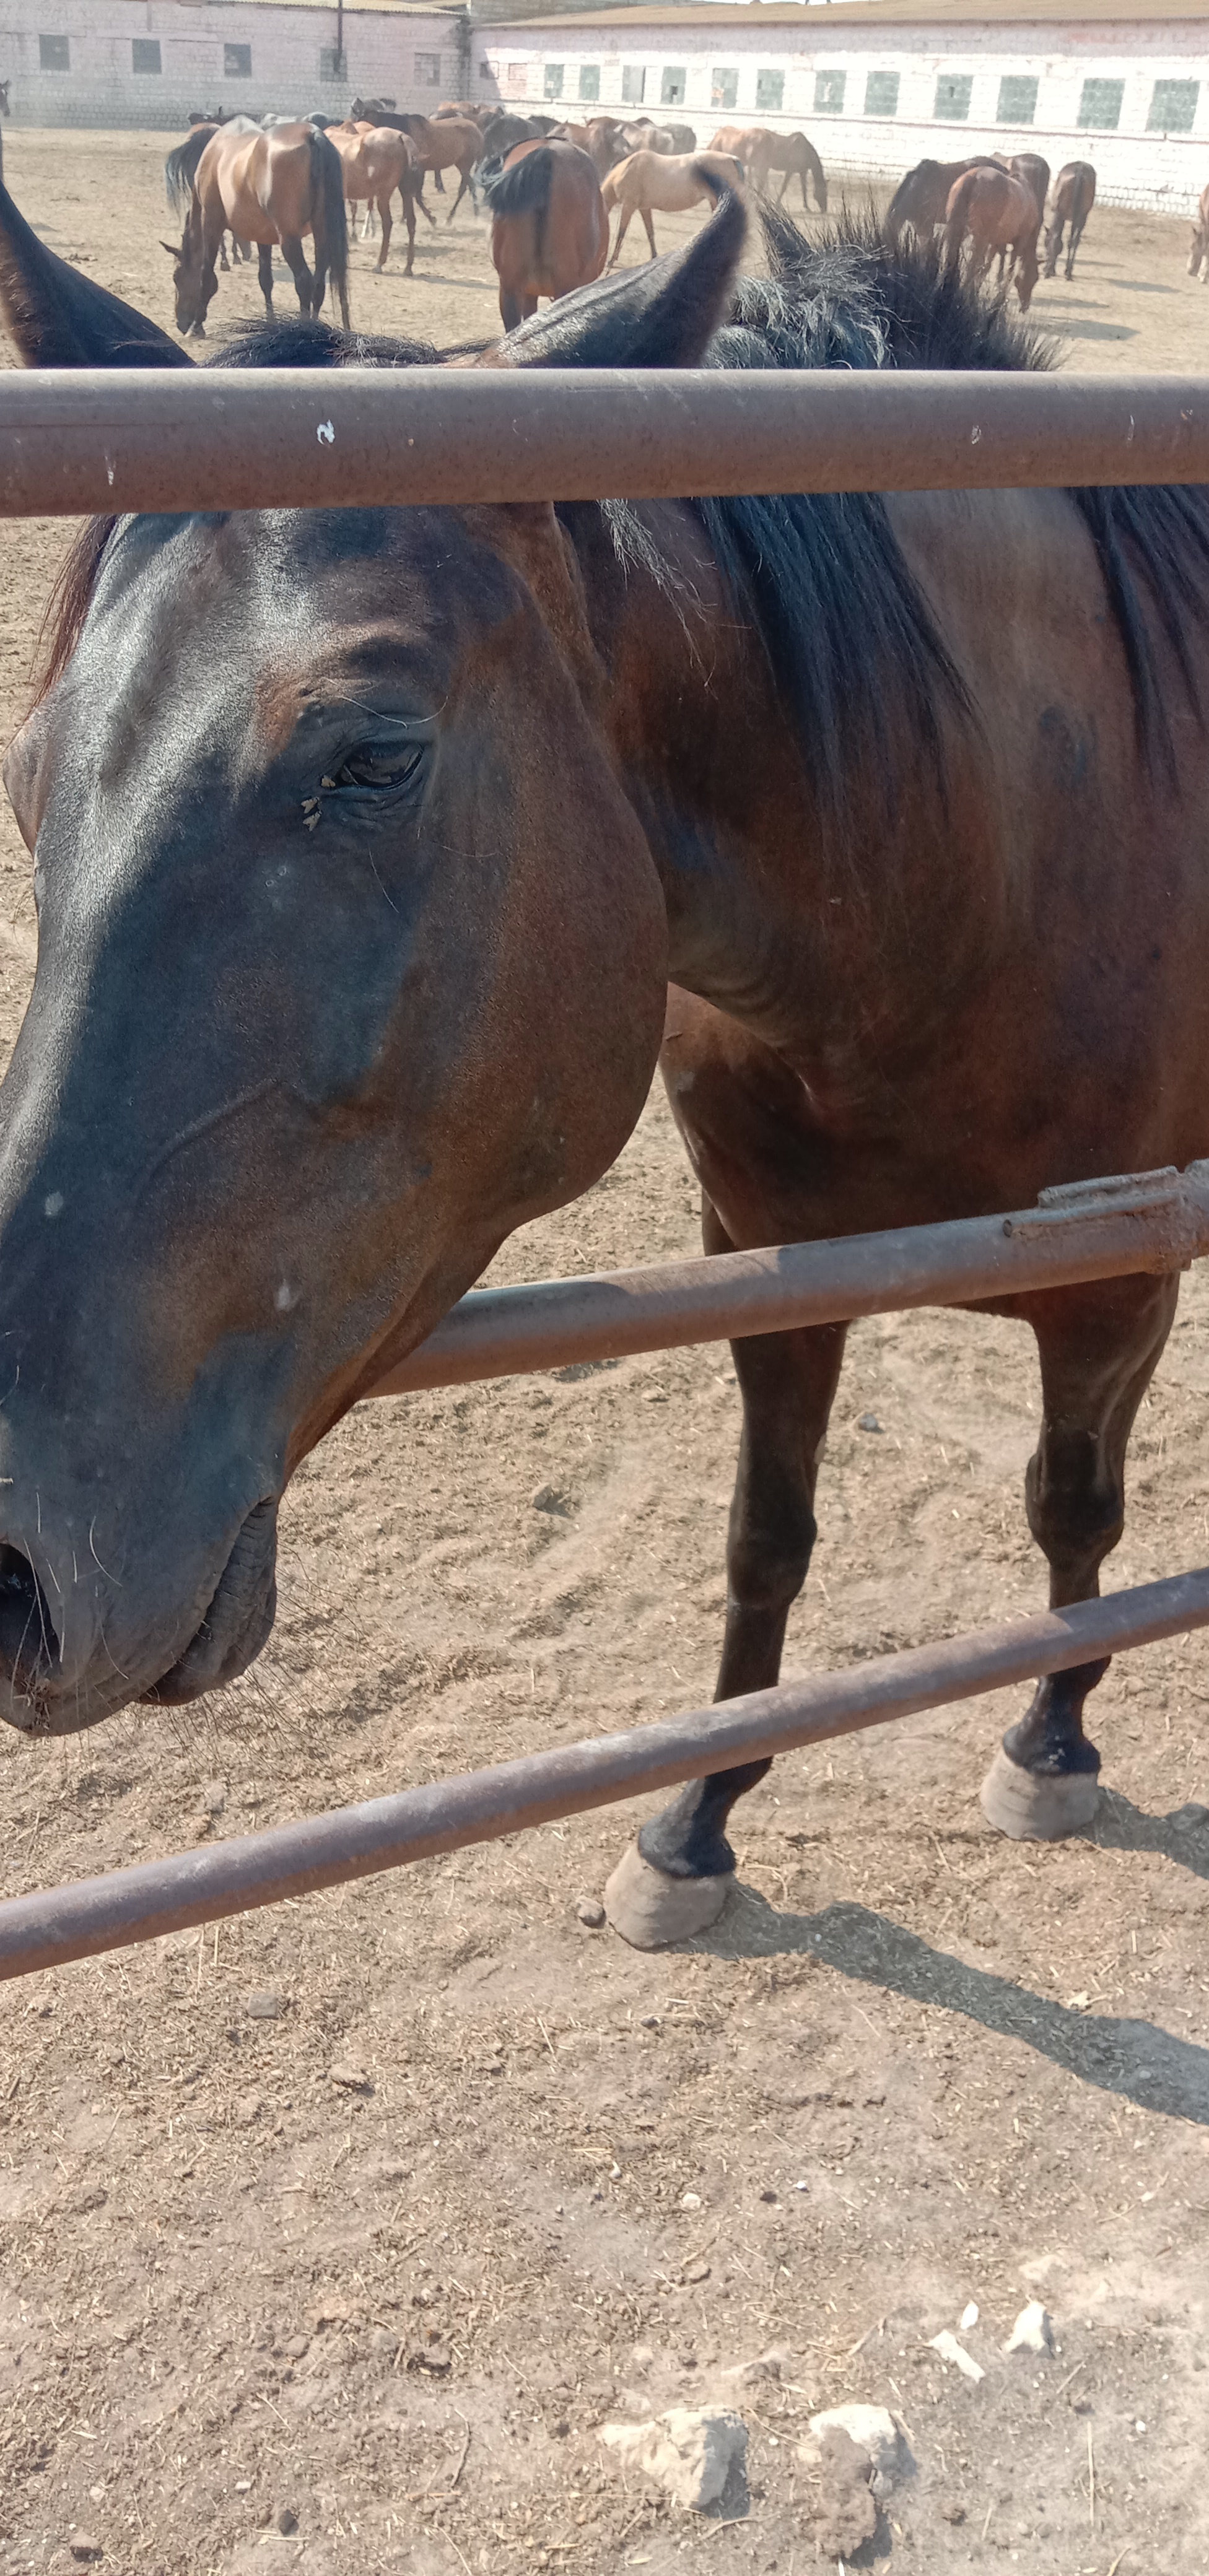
[0,367,1207,518]
[3,1565,1208,1983]
[373,1164,1209,1396]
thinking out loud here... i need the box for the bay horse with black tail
[167,120,349,335]
[482,139,608,324]
[2,185,1209,1957]
[886,152,996,247]
[1044,160,1096,279]
[328,121,430,276]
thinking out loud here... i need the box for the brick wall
[0,0,466,130]
[473,12,1209,219]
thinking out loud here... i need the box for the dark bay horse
[168,121,349,334]
[482,139,608,325]
[1044,160,1097,279]
[2,186,1209,1953]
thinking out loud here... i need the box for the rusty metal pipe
[0,368,1207,518]
[372,1164,1209,1396]
[3,1562,1208,1982]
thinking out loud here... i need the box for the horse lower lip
[146,1497,278,1705]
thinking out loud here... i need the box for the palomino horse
[3,185,1209,1953]
[711,125,827,214]
[1189,181,1209,281]
[1044,160,1097,279]
[943,164,1040,310]
[481,139,608,326]
[328,122,430,275]
[603,149,743,264]
[167,121,349,335]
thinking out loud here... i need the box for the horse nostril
[0,1541,58,1690]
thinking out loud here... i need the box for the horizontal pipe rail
[372,1164,1209,1396]
[3,1564,1208,1982]
[0,368,1207,518]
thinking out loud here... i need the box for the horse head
[164,201,214,336]
[0,173,746,1735]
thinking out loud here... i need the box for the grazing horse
[1189,181,1209,281]
[482,139,608,326]
[886,153,998,247]
[3,189,1209,1957]
[167,121,349,335]
[603,149,743,264]
[742,127,827,214]
[943,164,1040,310]
[1044,160,1096,279]
[328,122,429,275]
[165,119,259,271]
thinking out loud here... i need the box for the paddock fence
[2,365,1209,1982]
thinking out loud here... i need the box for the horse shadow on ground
[1093,1786,1209,1877]
[692,1879,1209,2125]
[1031,315,1139,344]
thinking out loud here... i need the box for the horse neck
[565,497,1003,1071]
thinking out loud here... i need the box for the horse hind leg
[605,1206,848,1948]
[256,242,274,316]
[374,192,392,272]
[980,1273,1179,1842]
[280,233,315,318]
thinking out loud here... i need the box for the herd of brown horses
[164,103,837,329]
[162,97,1118,339]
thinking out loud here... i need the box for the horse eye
[330,744,424,791]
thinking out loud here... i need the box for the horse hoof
[603,1843,731,1949]
[979,1745,1100,1842]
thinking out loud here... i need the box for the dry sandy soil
[2,126,1209,2576]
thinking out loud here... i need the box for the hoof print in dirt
[599,2405,748,2512]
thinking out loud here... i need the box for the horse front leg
[399,188,416,277]
[641,207,657,258]
[605,1204,848,1949]
[256,243,274,315]
[1043,218,1062,278]
[980,1274,1179,1840]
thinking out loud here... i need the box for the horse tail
[479,144,554,227]
[941,166,979,269]
[164,123,212,216]
[309,125,350,329]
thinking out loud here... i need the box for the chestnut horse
[482,139,608,326]
[1044,159,1097,280]
[167,120,349,336]
[328,122,429,276]
[603,149,743,264]
[3,184,1209,1956]
[943,163,1040,310]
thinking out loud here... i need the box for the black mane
[40,210,1209,804]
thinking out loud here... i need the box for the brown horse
[328,122,430,276]
[1189,181,1209,281]
[3,186,1209,1957]
[943,164,1040,310]
[483,138,608,326]
[1044,160,1097,279]
[603,149,743,264]
[167,121,349,336]
[713,124,827,214]
[886,152,997,248]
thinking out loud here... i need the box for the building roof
[493,0,1209,27]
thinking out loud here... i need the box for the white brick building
[473,0,1209,218]
[0,0,466,129]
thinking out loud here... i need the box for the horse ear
[498,188,745,370]
[0,179,193,367]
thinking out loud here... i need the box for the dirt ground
[3,126,1209,2576]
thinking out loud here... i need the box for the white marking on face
[43,1191,63,1218]
[275,1281,297,1312]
